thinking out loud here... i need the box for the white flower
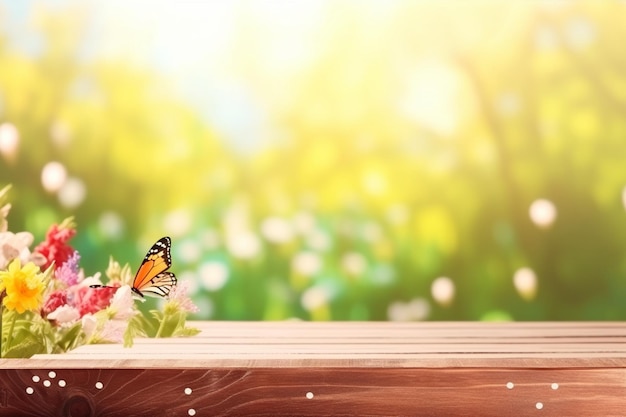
[79,272,103,287]
[108,285,136,319]
[0,231,35,269]
[47,305,81,326]
[81,314,98,339]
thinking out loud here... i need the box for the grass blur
[1,0,626,320]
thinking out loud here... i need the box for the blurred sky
[0,0,494,154]
[0,0,353,152]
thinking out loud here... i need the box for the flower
[104,258,133,286]
[67,285,118,317]
[164,280,198,314]
[55,251,80,286]
[33,218,77,271]
[0,184,198,358]
[0,260,46,313]
[47,305,80,326]
[41,289,68,317]
[0,231,43,270]
[81,314,97,339]
[97,319,127,344]
[107,285,136,320]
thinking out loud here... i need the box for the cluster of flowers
[0,185,198,358]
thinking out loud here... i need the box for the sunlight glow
[564,17,595,49]
[362,169,387,196]
[399,60,463,136]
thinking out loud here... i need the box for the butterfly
[130,236,177,299]
[91,236,177,299]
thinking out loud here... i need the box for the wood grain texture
[0,322,625,416]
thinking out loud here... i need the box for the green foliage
[1,310,83,358]
[1,1,626,322]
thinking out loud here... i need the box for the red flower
[67,285,119,317]
[41,289,68,318]
[33,219,77,271]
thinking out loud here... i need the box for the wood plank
[0,367,624,416]
[0,322,625,416]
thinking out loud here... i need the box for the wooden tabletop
[1,321,625,416]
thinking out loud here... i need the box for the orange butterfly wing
[132,237,177,298]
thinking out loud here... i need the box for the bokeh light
[226,231,262,260]
[431,277,455,307]
[513,267,538,301]
[199,261,229,292]
[0,122,19,161]
[58,177,86,208]
[388,298,430,321]
[301,286,331,312]
[41,162,67,193]
[341,252,367,277]
[291,251,322,278]
[260,216,294,244]
[98,211,124,240]
[529,199,557,229]
[164,209,193,237]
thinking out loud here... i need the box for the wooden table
[0,321,625,416]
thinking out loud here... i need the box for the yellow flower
[0,260,45,313]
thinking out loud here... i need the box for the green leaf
[123,315,148,348]
[52,322,83,353]
[3,331,46,358]
[173,326,201,337]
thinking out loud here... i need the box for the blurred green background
[1,0,626,321]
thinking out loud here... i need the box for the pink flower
[55,251,80,286]
[41,290,68,318]
[33,220,76,271]
[166,281,199,314]
[98,320,127,344]
[67,285,118,317]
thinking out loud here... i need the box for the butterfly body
[131,236,177,298]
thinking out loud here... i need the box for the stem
[5,312,17,354]
[0,300,3,358]
[155,313,167,338]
